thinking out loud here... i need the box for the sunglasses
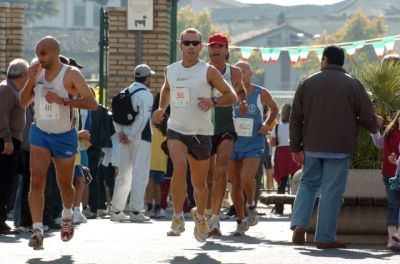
[182,40,202,47]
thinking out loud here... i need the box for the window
[74,4,86,27]
[93,5,100,27]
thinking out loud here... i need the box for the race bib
[39,98,60,120]
[172,87,190,107]
[235,118,253,137]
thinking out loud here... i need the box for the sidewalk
[1,204,399,264]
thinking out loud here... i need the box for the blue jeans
[382,176,400,226]
[290,155,350,243]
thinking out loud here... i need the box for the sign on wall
[127,0,153,31]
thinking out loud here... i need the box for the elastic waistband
[32,122,76,136]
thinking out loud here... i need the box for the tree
[177,6,219,61]
[301,11,387,77]
[0,0,58,23]
[176,6,264,80]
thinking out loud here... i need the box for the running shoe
[167,216,185,236]
[28,228,44,250]
[247,207,259,226]
[190,208,208,243]
[233,219,249,236]
[208,217,222,237]
[110,211,130,222]
[60,219,74,242]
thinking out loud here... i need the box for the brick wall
[107,0,171,98]
[0,4,24,80]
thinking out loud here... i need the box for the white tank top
[166,60,213,135]
[34,65,73,133]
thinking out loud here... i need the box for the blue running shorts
[231,148,264,161]
[29,122,78,158]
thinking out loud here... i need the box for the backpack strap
[126,87,147,96]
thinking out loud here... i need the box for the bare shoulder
[206,64,221,79]
[64,66,87,95]
[66,66,85,80]
[259,86,271,96]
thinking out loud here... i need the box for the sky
[236,0,344,5]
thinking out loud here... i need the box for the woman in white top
[270,104,300,214]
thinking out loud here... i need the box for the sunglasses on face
[181,40,202,47]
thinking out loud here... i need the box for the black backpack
[111,87,146,125]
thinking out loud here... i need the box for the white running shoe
[247,207,259,226]
[129,212,150,222]
[110,211,130,222]
[190,208,208,243]
[233,219,249,236]
[73,211,88,224]
[167,216,185,236]
[208,217,222,237]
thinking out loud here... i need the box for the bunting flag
[384,37,396,52]
[270,48,281,64]
[260,48,272,64]
[240,47,253,61]
[372,41,385,60]
[353,40,366,50]
[316,48,323,61]
[344,44,357,57]
[231,34,399,66]
[299,47,310,63]
[288,49,300,64]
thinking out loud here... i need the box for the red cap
[207,33,228,45]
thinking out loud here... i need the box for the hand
[118,132,131,145]
[2,142,14,155]
[78,130,91,140]
[45,91,63,104]
[258,124,269,135]
[388,152,397,165]
[153,108,165,124]
[376,115,384,127]
[292,151,304,166]
[197,97,214,112]
[120,137,131,145]
[28,61,41,81]
[239,100,248,115]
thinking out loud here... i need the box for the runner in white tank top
[166,59,213,135]
[34,64,72,133]
[153,28,237,243]
[20,36,97,250]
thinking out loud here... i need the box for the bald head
[35,36,61,70]
[36,36,60,52]
[235,61,252,84]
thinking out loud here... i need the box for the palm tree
[351,56,400,169]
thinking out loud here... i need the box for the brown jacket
[0,79,26,142]
[289,64,378,154]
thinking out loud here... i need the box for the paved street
[1,205,399,264]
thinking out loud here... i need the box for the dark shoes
[292,226,306,245]
[316,241,347,249]
[0,221,13,235]
[388,242,400,252]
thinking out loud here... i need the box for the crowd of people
[0,27,399,252]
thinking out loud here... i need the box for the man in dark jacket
[0,58,29,234]
[289,45,379,249]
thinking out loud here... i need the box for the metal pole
[170,0,178,63]
[99,7,104,105]
[136,31,142,65]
